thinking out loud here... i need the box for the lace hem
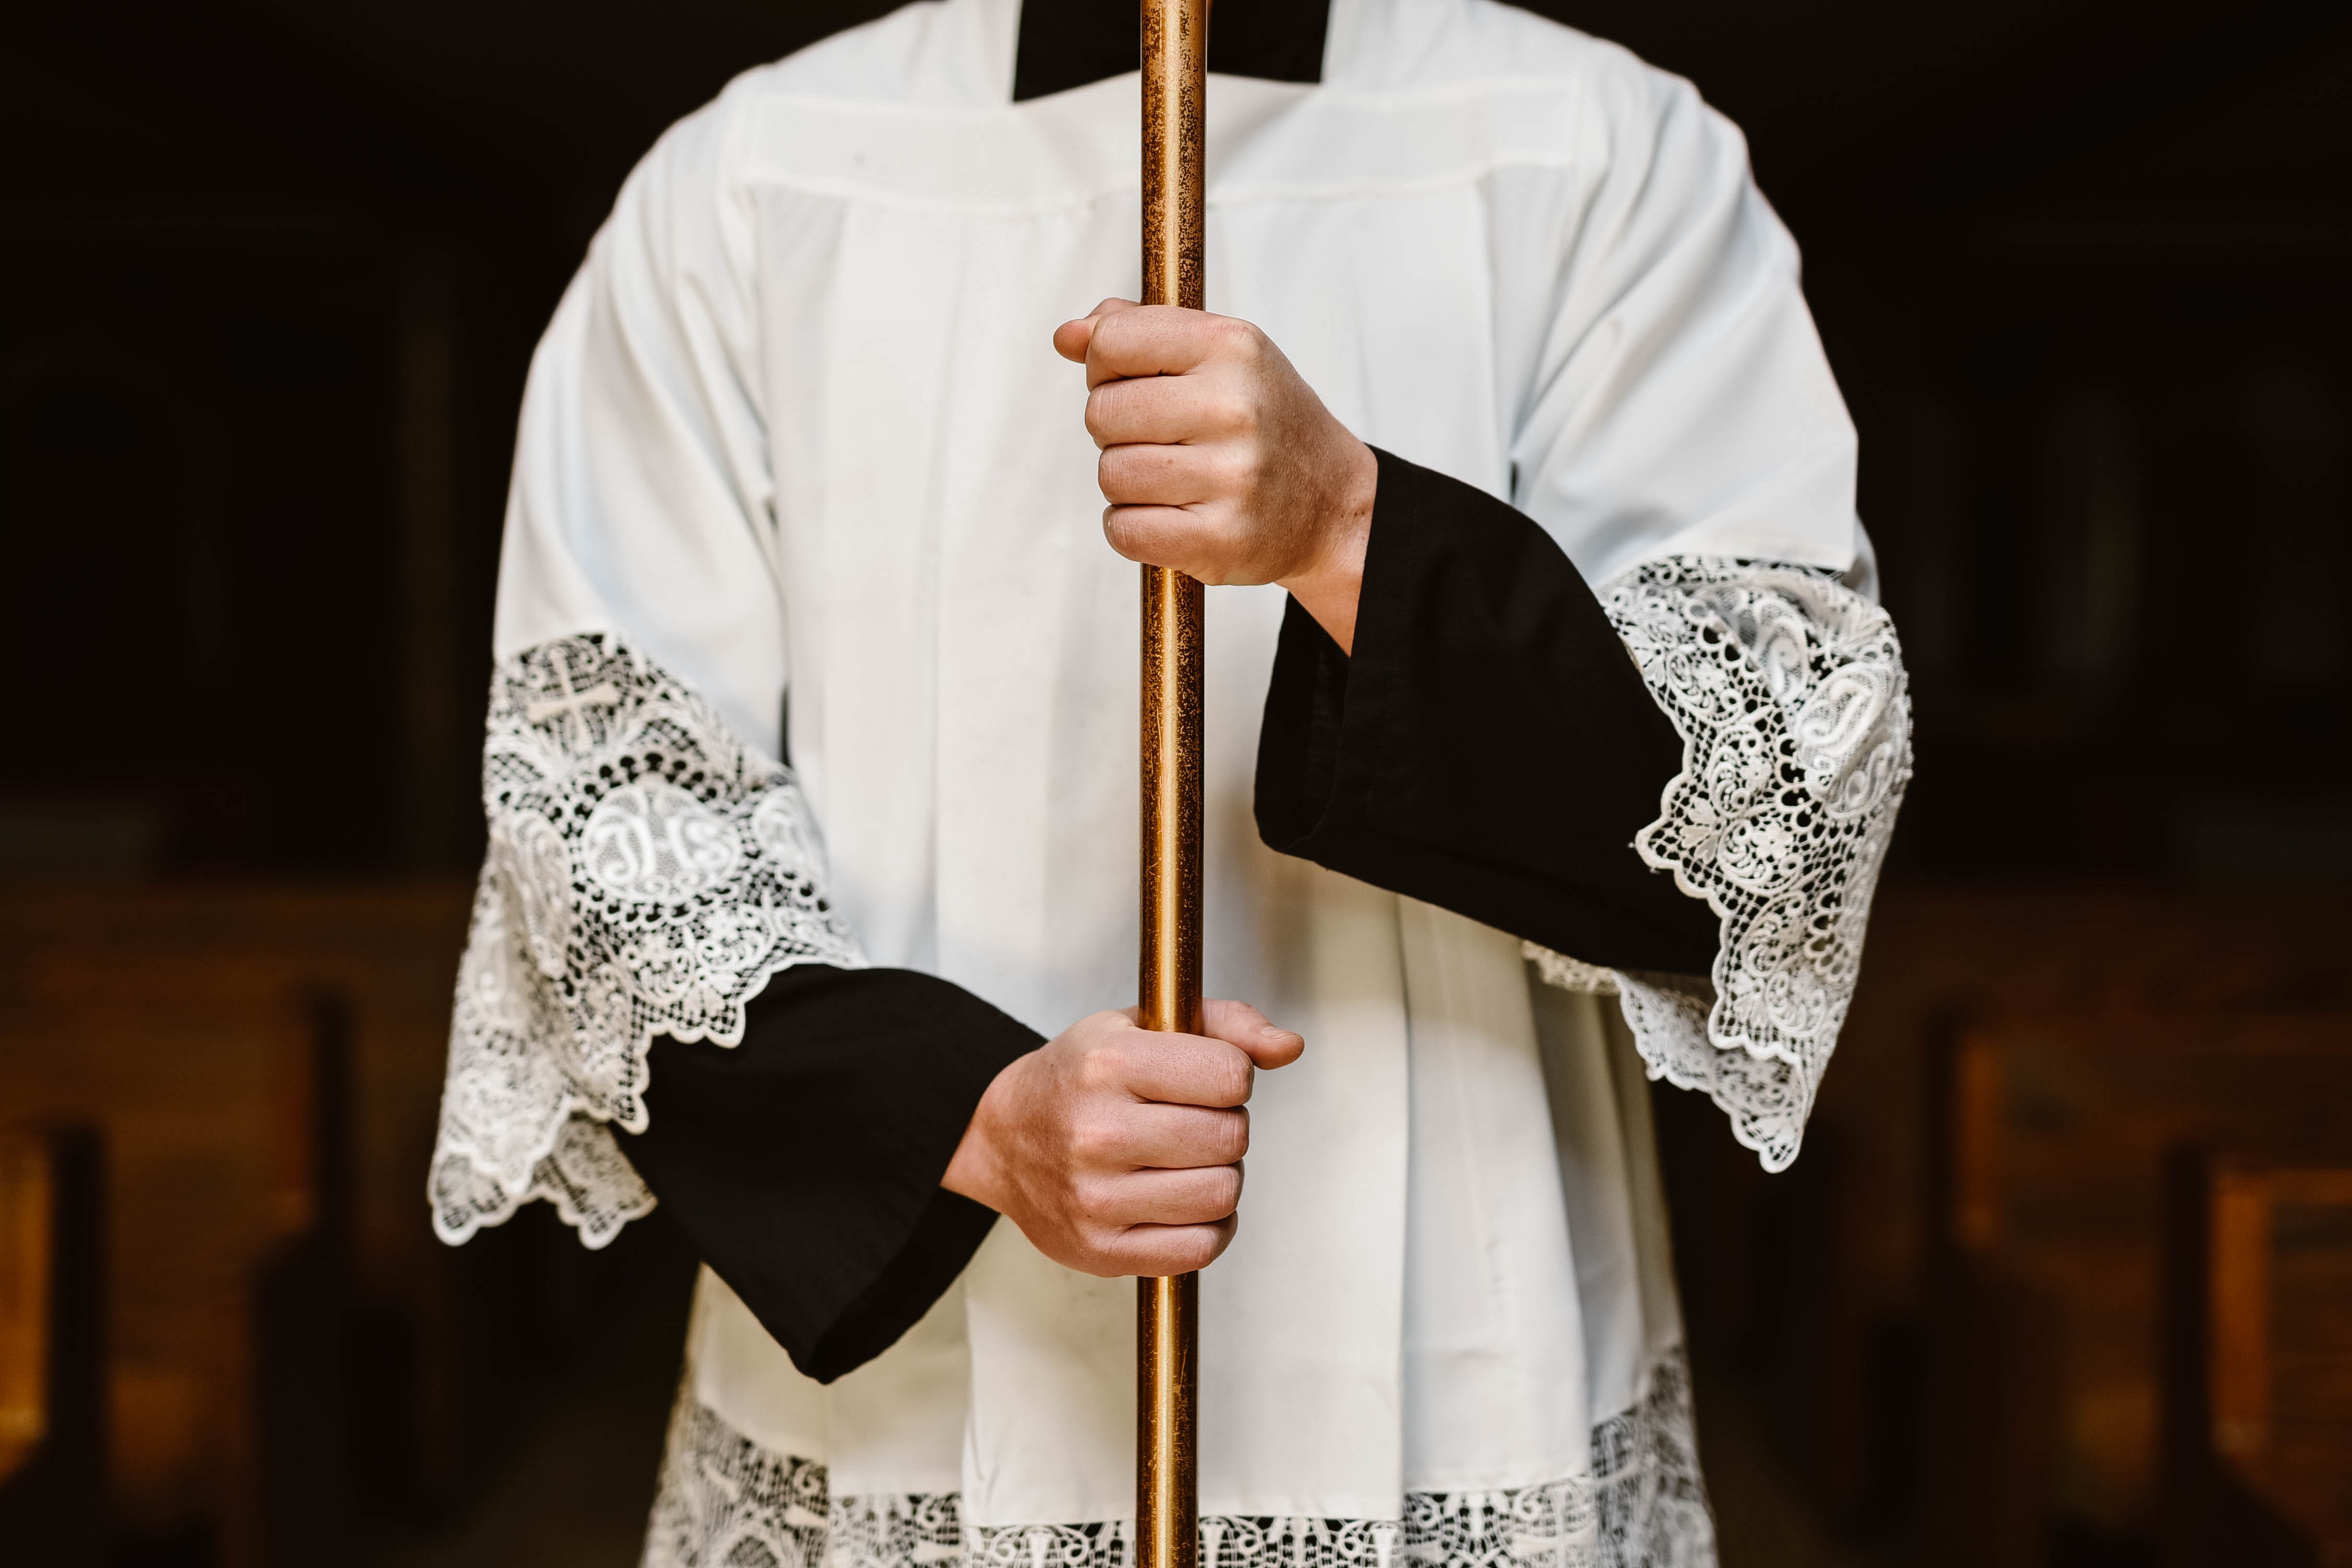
[1532,557,1910,1173]
[430,633,865,1248]
[640,1351,1713,1568]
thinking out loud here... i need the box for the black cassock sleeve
[615,964,1039,1384]
[618,447,1717,1386]
[1255,446,1719,977]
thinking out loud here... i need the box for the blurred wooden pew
[1920,1012,2352,1565]
[2163,1154,2352,1567]
[0,883,471,1565]
[1675,883,2352,1543]
[251,989,358,1567]
[0,1124,108,1566]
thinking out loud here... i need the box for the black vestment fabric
[1012,0,1328,102]
[618,966,1039,1383]
[616,448,1716,1381]
[1255,448,1720,976]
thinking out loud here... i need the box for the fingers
[1202,997,1307,1069]
[1054,302,1253,386]
[1101,502,1228,577]
[1069,1002,1303,1100]
[1092,307,1250,386]
[1110,1101,1249,1170]
[1006,1000,1299,1278]
[1083,1219,1235,1279]
[1052,297,1142,365]
[1079,1163,1244,1229]
[1085,372,1252,450]
[1118,1030,1256,1108]
[1093,1003,1303,1109]
[1097,438,1227,507]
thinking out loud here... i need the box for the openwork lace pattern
[640,1352,1712,1568]
[430,633,864,1248]
[646,1392,831,1568]
[1533,558,1910,1173]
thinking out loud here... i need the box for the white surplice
[426,2,1914,1564]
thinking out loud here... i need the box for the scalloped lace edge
[1529,556,1910,1173]
[428,633,866,1249]
[640,1348,1713,1568]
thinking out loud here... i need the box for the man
[429,2,1912,1565]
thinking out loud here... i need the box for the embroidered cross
[526,652,621,749]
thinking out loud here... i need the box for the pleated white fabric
[481,0,1873,1533]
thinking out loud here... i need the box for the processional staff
[1135,3,1208,1568]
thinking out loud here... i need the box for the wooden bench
[1665,884,2352,1537]
[0,883,472,1564]
[2163,1155,2352,1566]
[0,1125,107,1565]
[1920,1012,2352,1564]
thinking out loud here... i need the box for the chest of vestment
[734,77,1593,988]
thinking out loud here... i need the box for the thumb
[1200,998,1306,1070]
[1051,296,1140,364]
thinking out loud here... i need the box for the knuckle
[1210,449,1258,498]
[1208,391,1258,436]
[1070,1175,1118,1226]
[1069,1112,1124,1166]
[1073,1240,1125,1280]
[1181,1227,1229,1272]
[1102,509,1151,560]
[1216,1055,1254,1106]
[1096,448,1134,497]
[1208,1168,1243,1216]
[1076,1042,1125,1089]
[1221,1109,1251,1161]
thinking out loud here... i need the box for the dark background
[7,0,2348,885]
[3,3,2348,1566]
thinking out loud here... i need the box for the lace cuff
[1532,557,1911,1171]
[429,634,865,1247]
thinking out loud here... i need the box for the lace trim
[640,1351,1712,1568]
[1531,557,1910,1173]
[430,633,865,1248]
[1521,948,1619,998]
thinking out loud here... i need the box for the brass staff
[1136,3,1207,1568]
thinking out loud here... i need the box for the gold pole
[1137,5,1206,1568]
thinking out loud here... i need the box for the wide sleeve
[426,81,1024,1376]
[1262,50,1911,1172]
[427,635,868,1250]
[1255,448,1721,978]
[1505,45,1864,586]
[489,76,788,753]
[1255,454,1911,1173]
[622,967,1038,1382]
[427,80,804,1247]
[1581,558,1908,1172]
[1510,53,1911,1172]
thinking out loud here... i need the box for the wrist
[1278,439,1376,655]
[940,1055,1021,1212]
